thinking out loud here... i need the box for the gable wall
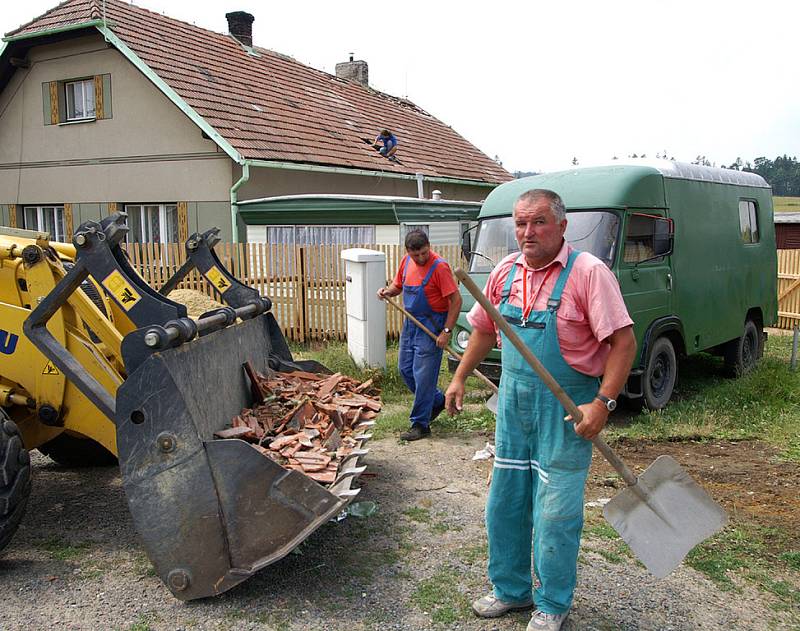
[0,33,231,227]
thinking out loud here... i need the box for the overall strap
[401,255,410,284]
[547,250,580,312]
[421,257,441,286]
[500,254,524,302]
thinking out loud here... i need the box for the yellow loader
[0,214,370,600]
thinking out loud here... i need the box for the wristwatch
[443,327,452,334]
[595,393,617,411]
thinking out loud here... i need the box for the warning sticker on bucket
[206,266,231,292]
[102,270,141,310]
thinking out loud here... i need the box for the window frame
[738,199,760,245]
[64,78,96,122]
[124,203,179,244]
[23,205,66,241]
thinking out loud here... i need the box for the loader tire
[38,433,117,468]
[0,411,32,553]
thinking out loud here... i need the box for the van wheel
[643,337,677,410]
[724,320,762,377]
[0,411,32,553]
[38,433,117,467]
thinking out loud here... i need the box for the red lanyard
[521,264,556,325]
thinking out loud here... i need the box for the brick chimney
[335,54,368,87]
[226,11,254,47]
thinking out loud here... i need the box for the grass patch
[123,613,160,631]
[774,196,800,212]
[780,551,800,571]
[411,568,472,625]
[403,506,431,523]
[607,335,800,461]
[456,543,487,565]
[35,537,91,562]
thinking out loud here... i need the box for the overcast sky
[3,0,798,174]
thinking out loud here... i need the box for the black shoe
[400,424,431,441]
[429,400,445,424]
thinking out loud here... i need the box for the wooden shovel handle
[384,296,499,394]
[455,269,638,487]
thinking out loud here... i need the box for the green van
[450,161,777,409]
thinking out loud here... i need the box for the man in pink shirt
[445,189,636,631]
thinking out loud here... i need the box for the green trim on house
[94,24,245,166]
[2,20,107,42]
[246,159,499,188]
[238,195,481,226]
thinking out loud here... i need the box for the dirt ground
[0,434,797,631]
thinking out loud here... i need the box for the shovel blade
[602,455,728,579]
[485,392,499,414]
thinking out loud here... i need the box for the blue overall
[398,256,447,428]
[487,251,598,614]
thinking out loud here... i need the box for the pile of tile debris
[215,369,380,485]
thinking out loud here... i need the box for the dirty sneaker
[400,424,430,441]
[472,593,534,618]
[527,609,568,631]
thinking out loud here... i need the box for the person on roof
[373,129,399,161]
[377,230,462,441]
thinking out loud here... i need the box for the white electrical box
[341,248,387,368]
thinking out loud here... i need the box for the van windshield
[468,211,620,273]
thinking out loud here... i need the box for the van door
[618,212,674,356]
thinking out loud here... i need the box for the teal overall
[487,251,598,614]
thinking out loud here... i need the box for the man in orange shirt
[378,230,462,441]
[446,189,636,631]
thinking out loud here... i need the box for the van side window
[623,214,659,264]
[738,200,759,244]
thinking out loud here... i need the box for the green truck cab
[449,161,777,409]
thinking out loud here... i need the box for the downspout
[230,161,250,242]
[416,172,425,199]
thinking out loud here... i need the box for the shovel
[383,297,499,413]
[455,269,728,578]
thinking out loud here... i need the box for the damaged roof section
[4,0,512,185]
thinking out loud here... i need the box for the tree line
[514,155,800,196]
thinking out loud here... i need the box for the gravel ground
[0,435,794,631]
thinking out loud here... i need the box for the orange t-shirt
[393,252,458,313]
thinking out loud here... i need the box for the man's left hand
[565,400,609,440]
[436,331,450,349]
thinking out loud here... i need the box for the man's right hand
[445,379,465,416]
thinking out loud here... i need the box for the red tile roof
[6,0,512,184]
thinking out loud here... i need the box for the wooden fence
[122,244,800,340]
[121,242,463,342]
[778,249,800,329]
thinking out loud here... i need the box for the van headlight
[456,329,470,350]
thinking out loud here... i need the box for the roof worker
[377,230,462,441]
[373,128,399,161]
[445,189,636,630]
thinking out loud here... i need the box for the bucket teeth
[354,420,376,431]
[335,487,361,500]
[335,465,367,485]
[340,449,369,467]
[354,433,373,444]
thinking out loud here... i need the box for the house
[0,0,511,244]
[774,212,800,249]
[238,193,482,247]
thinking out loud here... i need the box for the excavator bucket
[22,216,370,600]
[117,314,368,600]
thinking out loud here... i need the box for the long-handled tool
[383,297,499,413]
[455,269,728,579]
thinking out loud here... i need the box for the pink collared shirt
[467,241,633,377]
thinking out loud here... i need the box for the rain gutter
[2,20,106,42]
[230,163,250,242]
[246,159,497,189]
